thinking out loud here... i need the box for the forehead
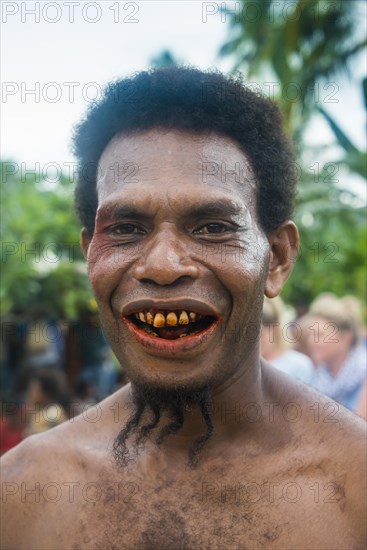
[96,129,257,210]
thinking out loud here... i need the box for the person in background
[308,293,366,413]
[65,305,113,399]
[342,294,367,347]
[0,401,23,455]
[0,307,28,400]
[356,378,367,420]
[293,313,314,357]
[24,368,70,436]
[72,379,99,416]
[260,296,314,383]
[23,307,64,370]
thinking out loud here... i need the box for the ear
[265,221,299,298]
[80,228,92,260]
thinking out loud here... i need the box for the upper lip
[120,298,221,318]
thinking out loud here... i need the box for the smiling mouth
[128,309,216,340]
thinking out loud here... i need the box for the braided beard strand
[113,384,214,469]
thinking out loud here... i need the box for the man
[1,68,366,549]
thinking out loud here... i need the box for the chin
[125,362,216,394]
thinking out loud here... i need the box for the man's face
[83,130,272,392]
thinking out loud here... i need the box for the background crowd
[0,303,128,454]
[0,291,366,455]
[260,293,366,415]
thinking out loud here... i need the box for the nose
[133,228,199,286]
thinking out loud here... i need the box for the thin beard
[188,388,214,467]
[112,385,214,469]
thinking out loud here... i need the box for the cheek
[225,241,269,297]
[86,236,122,297]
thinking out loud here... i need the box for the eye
[109,223,144,235]
[196,223,230,234]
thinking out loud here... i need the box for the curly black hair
[73,67,297,236]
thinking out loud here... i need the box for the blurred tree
[1,161,92,318]
[219,0,366,137]
[150,49,179,68]
[318,107,366,180]
[283,193,366,305]
[219,0,366,305]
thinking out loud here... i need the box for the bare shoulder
[1,385,132,485]
[1,388,131,549]
[1,415,84,478]
[263,360,366,435]
[266,362,366,462]
[1,423,78,547]
[263,363,366,538]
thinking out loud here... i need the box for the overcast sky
[1,1,366,198]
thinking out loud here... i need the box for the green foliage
[220,0,366,137]
[1,161,92,317]
[283,203,366,305]
[219,0,366,304]
[318,103,367,180]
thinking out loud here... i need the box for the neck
[144,349,266,454]
[111,348,276,472]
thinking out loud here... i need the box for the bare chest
[47,469,358,550]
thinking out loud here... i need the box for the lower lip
[121,316,221,356]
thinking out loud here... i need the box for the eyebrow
[97,199,243,223]
[187,200,243,218]
[96,204,149,224]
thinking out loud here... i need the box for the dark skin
[1,131,366,549]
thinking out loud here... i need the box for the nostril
[134,246,200,285]
[137,275,196,287]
